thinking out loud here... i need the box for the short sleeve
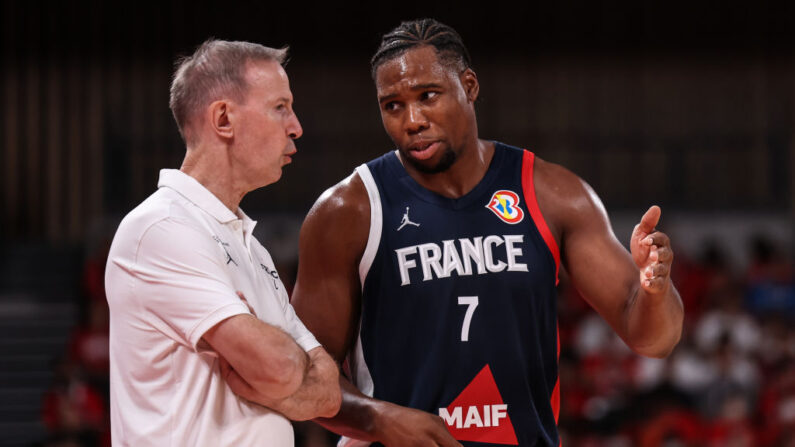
[281,301,321,353]
[124,218,249,350]
[247,239,321,353]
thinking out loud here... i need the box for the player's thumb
[638,205,661,234]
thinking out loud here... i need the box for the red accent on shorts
[521,150,560,285]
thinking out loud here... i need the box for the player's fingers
[430,417,462,447]
[638,205,661,234]
[434,435,463,447]
[642,275,668,294]
[648,246,659,263]
[631,224,650,244]
[656,246,674,263]
[642,263,666,278]
[652,262,670,278]
[647,231,670,248]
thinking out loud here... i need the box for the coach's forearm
[266,347,342,420]
[207,314,309,400]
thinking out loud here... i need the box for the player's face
[375,46,478,174]
[233,60,303,188]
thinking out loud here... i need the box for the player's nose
[405,103,429,134]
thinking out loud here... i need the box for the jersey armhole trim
[347,165,378,424]
[354,164,382,290]
[521,150,561,285]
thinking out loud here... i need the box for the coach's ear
[460,68,479,103]
[209,100,233,140]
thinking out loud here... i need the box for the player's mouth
[407,140,441,161]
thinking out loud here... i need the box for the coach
[104,39,340,446]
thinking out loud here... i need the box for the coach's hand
[630,205,674,296]
[373,401,462,447]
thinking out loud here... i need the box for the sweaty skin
[292,45,683,446]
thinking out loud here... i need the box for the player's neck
[406,139,494,199]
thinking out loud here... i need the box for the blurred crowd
[36,233,795,447]
[557,235,795,446]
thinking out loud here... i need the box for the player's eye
[421,91,439,101]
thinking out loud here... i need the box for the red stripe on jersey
[552,324,560,425]
[551,379,560,424]
[521,150,560,285]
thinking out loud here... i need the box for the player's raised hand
[374,401,463,447]
[630,205,674,295]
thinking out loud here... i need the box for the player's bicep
[292,179,369,362]
[561,182,638,336]
[292,215,362,361]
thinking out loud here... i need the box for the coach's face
[233,59,303,189]
[375,45,479,174]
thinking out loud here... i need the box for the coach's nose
[287,110,303,139]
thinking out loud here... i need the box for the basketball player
[291,19,683,447]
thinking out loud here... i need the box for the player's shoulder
[299,171,371,259]
[305,171,370,225]
[531,155,605,226]
[533,156,596,202]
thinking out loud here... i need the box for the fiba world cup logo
[486,190,524,224]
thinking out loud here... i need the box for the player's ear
[460,68,479,103]
[209,100,234,140]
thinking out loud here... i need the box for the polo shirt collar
[158,169,239,224]
[237,207,258,235]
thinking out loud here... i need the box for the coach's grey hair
[169,39,288,143]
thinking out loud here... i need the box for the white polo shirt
[105,169,319,446]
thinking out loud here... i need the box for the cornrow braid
[370,18,472,78]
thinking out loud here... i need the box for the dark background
[4,0,795,237]
[1,1,794,446]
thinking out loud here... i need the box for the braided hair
[370,18,472,78]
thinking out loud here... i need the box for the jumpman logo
[213,235,238,267]
[224,249,237,266]
[397,207,421,231]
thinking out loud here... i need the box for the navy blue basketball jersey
[344,143,561,447]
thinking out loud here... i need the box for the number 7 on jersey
[458,296,479,342]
